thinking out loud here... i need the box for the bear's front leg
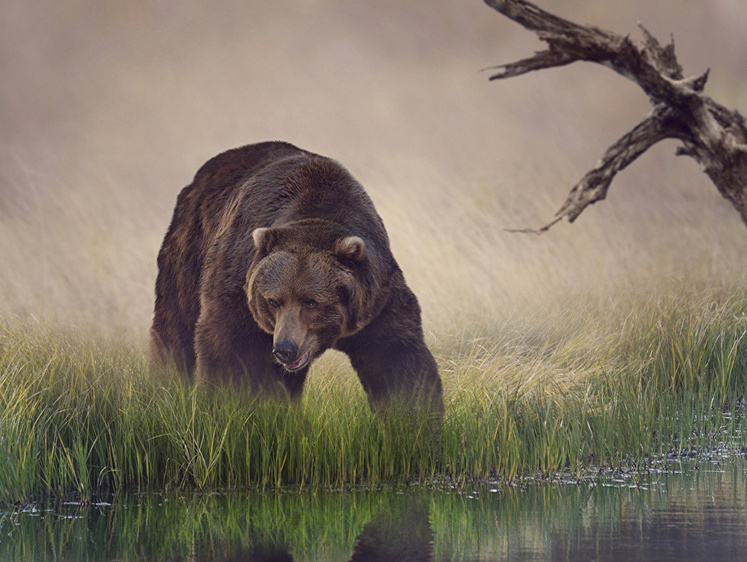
[351,337,443,418]
[337,284,444,419]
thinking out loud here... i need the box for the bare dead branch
[556,107,676,222]
[485,0,747,230]
[485,48,576,80]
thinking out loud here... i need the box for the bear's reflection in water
[349,497,433,562]
[189,496,433,562]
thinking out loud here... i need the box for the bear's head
[246,224,372,372]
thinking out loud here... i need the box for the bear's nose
[273,341,298,364]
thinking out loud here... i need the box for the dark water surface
[2,456,747,561]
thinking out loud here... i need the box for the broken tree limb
[485,0,747,231]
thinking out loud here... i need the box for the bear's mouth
[281,350,310,372]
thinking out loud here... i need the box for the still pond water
[3,455,747,561]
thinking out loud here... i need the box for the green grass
[0,282,745,504]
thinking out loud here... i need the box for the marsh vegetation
[1,281,744,503]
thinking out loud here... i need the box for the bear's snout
[272,338,311,372]
[272,340,298,364]
[271,305,313,371]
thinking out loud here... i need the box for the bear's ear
[252,227,277,256]
[334,236,366,263]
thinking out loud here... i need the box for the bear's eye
[267,298,280,309]
[304,299,318,310]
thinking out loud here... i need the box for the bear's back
[194,142,312,188]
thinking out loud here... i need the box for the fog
[1,0,745,341]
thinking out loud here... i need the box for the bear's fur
[151,141,443,414]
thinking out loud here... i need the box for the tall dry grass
[1,0,744,337]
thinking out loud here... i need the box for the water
[2,457,747,561]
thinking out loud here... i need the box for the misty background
[1,0,745,342]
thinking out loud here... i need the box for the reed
[0,282,745,504]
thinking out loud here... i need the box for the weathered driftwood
[484,0,747,232]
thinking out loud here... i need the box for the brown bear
[151,141,443,415]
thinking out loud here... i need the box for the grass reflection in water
[3,458,747,561]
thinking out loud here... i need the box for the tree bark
[484,0,747,232]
